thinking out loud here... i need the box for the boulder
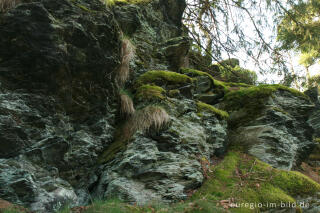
[227,90,315,170]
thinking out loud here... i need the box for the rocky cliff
[0,0,319,212]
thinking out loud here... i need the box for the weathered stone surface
[0,0,121,114]
[0,0,118,211]
[113,0,188,76]
[92,99,228,204]
[0,90,115,212]
[196,94,223,105]
[0,157,77,212]
[228,90,315,170]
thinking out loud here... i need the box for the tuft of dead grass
[120,93,135,116]
[0,0,20,12]
[121,105,170,141]
[115,38,135,87]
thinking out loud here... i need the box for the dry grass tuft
[120,93,135,116]
[121,105,170,141]
[115,38,135,87]
[0,0,20,12]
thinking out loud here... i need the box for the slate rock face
[0,158,77,211]
[0,0,121,114]
[0,0,194,211]
[113,0,190,76]
[306,87,320,138]
[0,0,119,211]
[228,90,315,170]
[92,99,228,204]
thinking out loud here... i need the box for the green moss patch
[223,84,309,128]
[180,68,228,93]
[197,101,229,120]
[135,70,192,88]
[135,84,166,101]
[103,0,151,7]
[168,89,180,98]
[223,82,252,88]
[192,152,320,212]
[224,84,308,111]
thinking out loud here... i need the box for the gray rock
[228,90,315,170]
[0,0,118,211]
[93,99,227,204]
[113,0,188,76]
[308,109,320,138]
[0,157,77,212]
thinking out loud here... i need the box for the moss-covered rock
[135,84,166,101]
[93,98,228,205]
[135,70,192,88]
[224,84,315,170]
[180,68,228,93]
[168,89,181,98]
[104,0,151,7]
[197,101,229,120]
[222,84,309,127]
[224,84,309,111]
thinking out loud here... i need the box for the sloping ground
[192,152,320,213]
